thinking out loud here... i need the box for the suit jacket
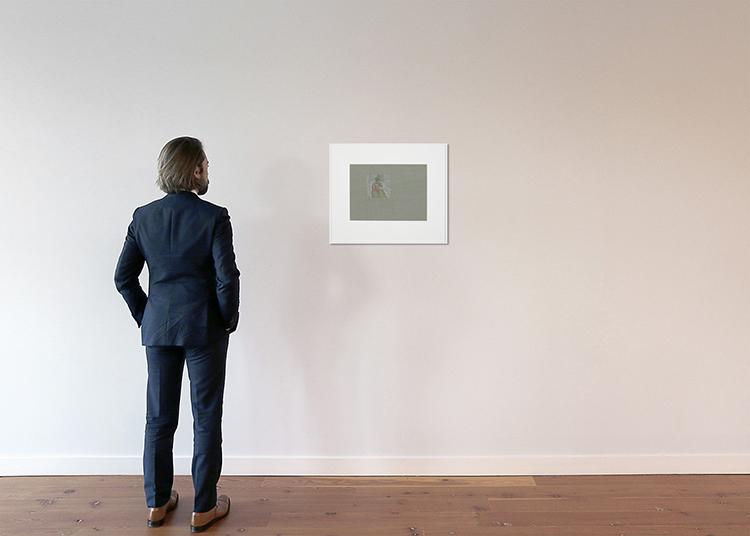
[115,191,240,346]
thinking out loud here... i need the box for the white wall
[1,0,747,476]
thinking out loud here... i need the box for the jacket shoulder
[132,195,168,217]
[133,193,228,217]
[190,192,228,211]
[195,197,228,213]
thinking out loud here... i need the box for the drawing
[349,164,426,222]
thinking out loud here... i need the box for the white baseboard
[1,455,748,476]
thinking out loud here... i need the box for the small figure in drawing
[368,175,390,199]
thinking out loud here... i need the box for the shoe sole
[190,497,230,533]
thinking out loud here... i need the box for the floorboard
[1,474,747,535]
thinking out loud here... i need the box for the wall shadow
[247,158,374,453]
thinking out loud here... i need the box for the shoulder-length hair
[156,137,206,194]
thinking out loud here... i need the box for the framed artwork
[330,143,448,244]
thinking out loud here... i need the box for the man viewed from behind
[115,137,240,533]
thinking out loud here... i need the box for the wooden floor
[1,475,748,535]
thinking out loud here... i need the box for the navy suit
[115,191,240,512]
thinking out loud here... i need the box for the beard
[196,180,209,195]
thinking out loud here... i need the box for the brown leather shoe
[147,490,179,527]
[190,494,230,533]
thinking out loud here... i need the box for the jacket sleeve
[213,208,240,333]
[114,218,148,326]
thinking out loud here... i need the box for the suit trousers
[144,334,229,513]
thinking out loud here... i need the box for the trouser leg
[143,346,185,508]
[185,334,229,513]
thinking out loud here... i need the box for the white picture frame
[330,143,448,244]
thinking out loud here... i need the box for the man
[115,137,240,533]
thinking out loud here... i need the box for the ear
[194,164,202,179]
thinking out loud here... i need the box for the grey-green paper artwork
[349,164,427,221]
